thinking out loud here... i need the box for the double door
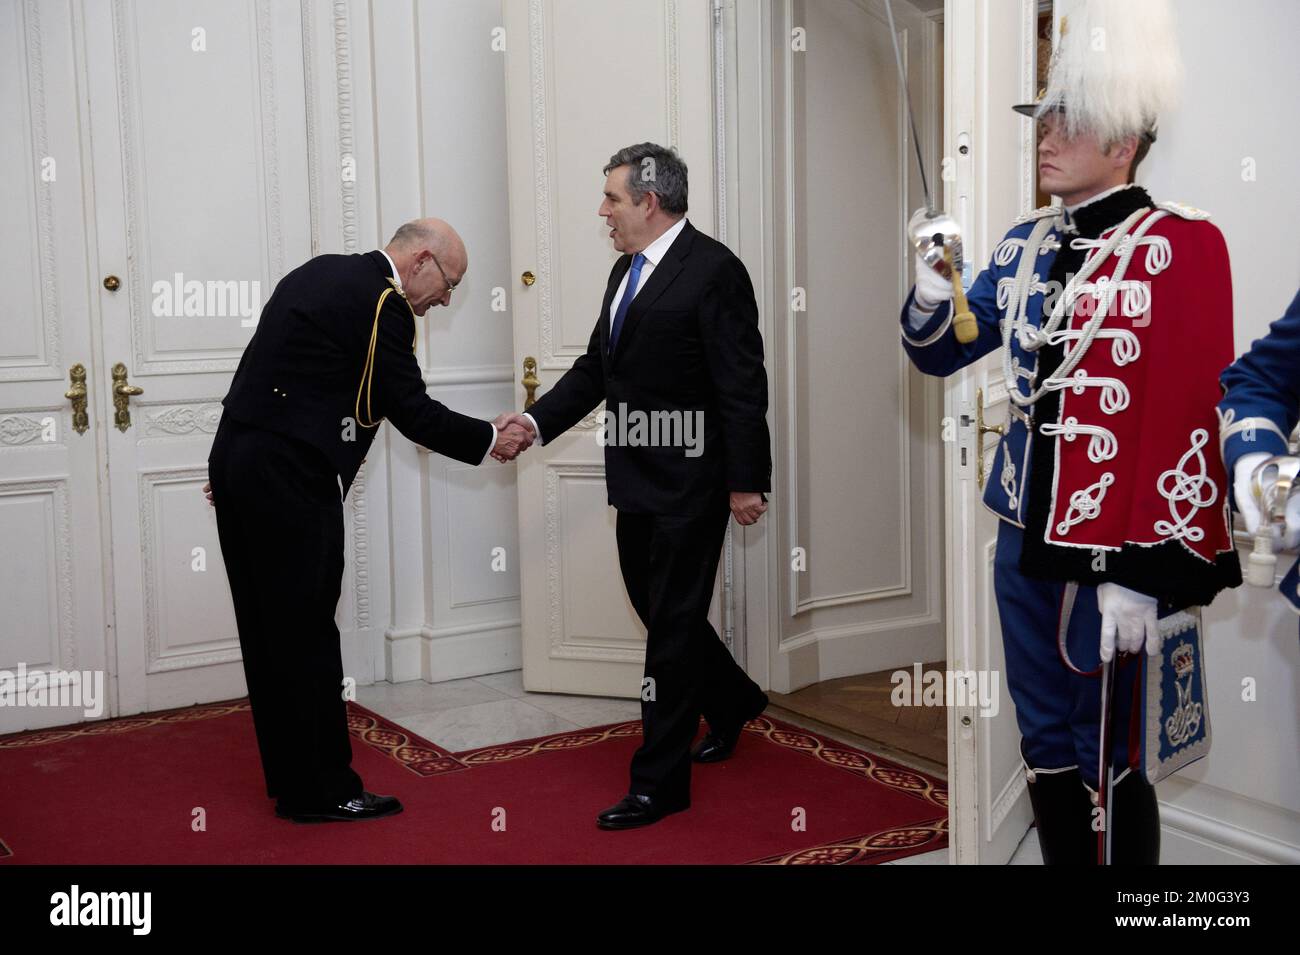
[0,0,313,732]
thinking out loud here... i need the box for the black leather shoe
[691,732,738,764]
[596,793,688,830]
[275,791,403,823]
[692,692,769,763]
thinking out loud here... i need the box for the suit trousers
[616,497,765,805]
[208,415,363,807]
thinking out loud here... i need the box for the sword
[885,0,932,217]
[884,0,978,344]
[1096,657,1117,864]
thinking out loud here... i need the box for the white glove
[1097,583,1160,663]
[1234,451,1300,551]
[912,251,953,312]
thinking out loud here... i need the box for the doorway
[743,0,948,774]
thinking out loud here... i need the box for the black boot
[1108,771,1161,864]
[1025,767,1096,865]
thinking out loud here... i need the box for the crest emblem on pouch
[1164,640,1201,747]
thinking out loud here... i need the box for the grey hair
[387,220,441,253]
[603,142,688,215]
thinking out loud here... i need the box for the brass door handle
[111,362,143,432]
[521,356,540,409]
[975,387,1005,491]
[521,270,536,287]
[65,363,89,435]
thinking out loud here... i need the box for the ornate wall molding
[570,401,606,432]
[300,0,321,255]
[334,0,358,253]
[0,409,62,447]
[255,0,284,282]
[666,0,680,148]
[350,461,371,630]
[528,0,558,369]
[139,401,223,439]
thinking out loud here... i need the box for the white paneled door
[83,0,314,715]
[1,0,323,733]
[0,0,110,733]
[503,0,722,695]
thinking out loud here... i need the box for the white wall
[1140,0,1300,863]
[322,0,523,686]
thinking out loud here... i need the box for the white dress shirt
[379,248,495,464]
[522,217,689,444]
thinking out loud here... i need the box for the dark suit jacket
[219,250,492,490]
[526,220,772,515]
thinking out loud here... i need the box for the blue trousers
[993,522,1142,791]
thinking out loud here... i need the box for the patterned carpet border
[744,717,948,811]
[346,705,467,777]
[748,816,949,865]
[0,699,251,750]
[454,713,947,811]
[457,719,644,766]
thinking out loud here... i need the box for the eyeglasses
[429,253,458,299]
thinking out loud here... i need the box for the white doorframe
[943,0,1043,864]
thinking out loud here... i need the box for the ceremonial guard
[1218,289,1300,632]
[899,1,1240,863]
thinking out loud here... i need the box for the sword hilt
[943,246,977,344]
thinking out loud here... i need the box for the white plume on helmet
[1036,0,1183,144]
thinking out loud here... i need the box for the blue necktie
[608,253,646,355]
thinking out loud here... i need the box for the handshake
[490,412,537,463]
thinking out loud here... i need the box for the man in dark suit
[204,218,533,822]
[501,143,773,829]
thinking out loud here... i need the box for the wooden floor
[769,661,948,777]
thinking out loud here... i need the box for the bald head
[383,217,467,315]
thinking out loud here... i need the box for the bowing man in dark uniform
[205,218,533,822]
[502,143,773,829]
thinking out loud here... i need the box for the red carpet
[0,699,947,864]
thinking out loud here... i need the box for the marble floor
[354,670,1043,865]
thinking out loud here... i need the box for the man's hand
[730,491,768,526]
[490,414,535,462]
[494,412,533,431]
[912,250,952,311]
[1234,452,1300,550]
[1233,452,1271,538]
[1097,582,1160,662]
[202,481,214,507]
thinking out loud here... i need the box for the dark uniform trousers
[616,495,766,806]
[209,414,362,807]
